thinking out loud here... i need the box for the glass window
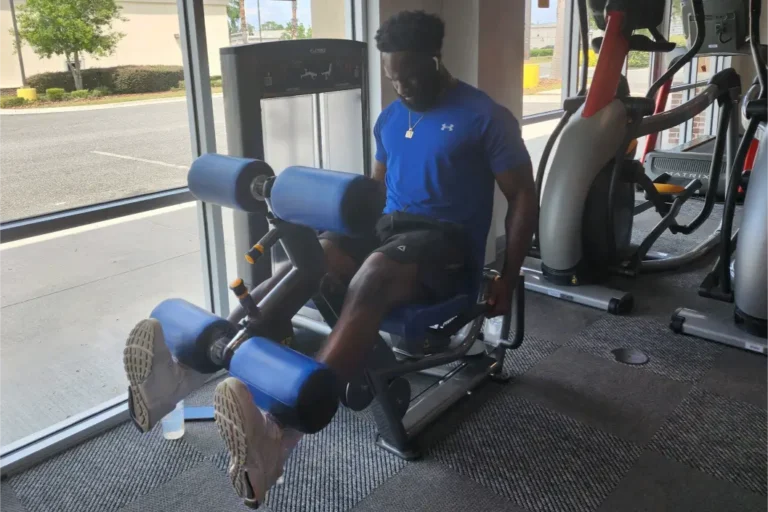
[0,0,206,447]
[523,0,571,117]
[648,2,724,151]
[523,118,560,172]
[1,205,204,447]
[656,56,720,150]
[574,3,602,96]
[0,0,211,223]
[626,28,652,97]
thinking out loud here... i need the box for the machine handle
[497,275,525,350]
[636,84,719,138]
[245,227,281,265]
[229,278,259,318]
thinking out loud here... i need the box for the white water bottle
[161,400,185,440]
[483,316,504,345]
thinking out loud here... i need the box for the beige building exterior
[530,23,556,49]
[0,0,230,88]
[310,0,347,39]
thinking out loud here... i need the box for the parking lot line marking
[92,151,188,170]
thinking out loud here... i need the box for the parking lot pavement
[0,97,228,222]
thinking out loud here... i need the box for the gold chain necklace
[405,110,424,139]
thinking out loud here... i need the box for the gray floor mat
[6,200,766,512]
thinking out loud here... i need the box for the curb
[0,93,223,116]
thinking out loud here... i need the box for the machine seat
[305,293,475,340]
[380,294,474,340]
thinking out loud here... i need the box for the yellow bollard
[523,63,540,90]
[17,88,37,101]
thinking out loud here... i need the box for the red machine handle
[583,10,630,118]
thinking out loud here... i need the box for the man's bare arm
[372,161,387,182]
[495,161,538,284]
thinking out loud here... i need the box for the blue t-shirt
[374,80,531,270]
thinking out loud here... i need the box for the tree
[227,0,239,33]
[14,0,125,90]
[280,23,312,40]
[261,21,285,31]
[239,0,247,43]
[227,0,256,36]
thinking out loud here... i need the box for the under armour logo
[397,246,406,252]
[441,124,454,131]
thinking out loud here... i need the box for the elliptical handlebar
[636,84,720,137]
[637,68,741,138]
[669,92,736,235]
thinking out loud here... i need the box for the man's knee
[346,253,420,308]
[320,238,358,285]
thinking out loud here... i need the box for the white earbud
[433,56,439,71]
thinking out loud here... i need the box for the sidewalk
[523,89,563,103]
[0,204,236,446]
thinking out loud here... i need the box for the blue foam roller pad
[188,153,274,212]
[229,336,339,433]
[270,166,385,237]
[150,298,236,374]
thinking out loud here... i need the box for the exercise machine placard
[221,39,365,98]
[260,55,363,97]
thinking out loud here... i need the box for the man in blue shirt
[122,10,537,507]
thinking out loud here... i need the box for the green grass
[2,87,223,109]
[526,56,553,64]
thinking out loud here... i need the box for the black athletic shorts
[318,211,471,301]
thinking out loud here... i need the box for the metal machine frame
[523,0,741,314]
[671,0,767,355]
[211,171,527,460]
[297,267,526,460]
[218,37,527,459]
[220,38,370,291]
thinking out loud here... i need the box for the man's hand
[486,276,514,317]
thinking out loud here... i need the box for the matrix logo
[668,171,708,181]
[310,48,327,54]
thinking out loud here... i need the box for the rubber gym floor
[2,200,766,512]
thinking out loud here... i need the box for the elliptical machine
[671,0,767,355]
[523,0,742,315]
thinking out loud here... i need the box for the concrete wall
[0,0,229,88]
[441,0,479,87]
[375,0,443,109]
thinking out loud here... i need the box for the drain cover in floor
[611,347,649,365]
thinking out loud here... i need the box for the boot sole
[214,378,266,508]
[123,319,158,432]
